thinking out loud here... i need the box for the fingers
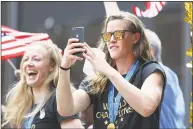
[82,52,92,62]
[67,55,83,61]
[63,53,83,62]
[84,43,93,52]
[61,39,85,68]
[65,39,85,56]
[67,42,84,50]
[63,40,98,64]
[83,43,95,59]
[68,48,85,55]
[64,47,84,61]
[67,38,79,45]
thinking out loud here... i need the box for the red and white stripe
[132,2,166,18]
[1,25,50,60]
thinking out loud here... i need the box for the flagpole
[7,59,17,70]
[7,59,20,78]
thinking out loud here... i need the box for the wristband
[60,66,71,71]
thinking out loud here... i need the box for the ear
[49,61,55,72]
[49,66,54,72]
[150,48,155,57]
[133,32,140,44]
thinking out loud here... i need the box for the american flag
[1,25,50,60]
[132,2,166,18]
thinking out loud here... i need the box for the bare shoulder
[140,61,166,89]
[141,71,165,104]
[147,71,164,82]
[142,71,165,89]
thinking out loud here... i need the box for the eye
[34,58,41,61]
[23,57,28,62]
[102,32,111,42]
[114,31,124,40]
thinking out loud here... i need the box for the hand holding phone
[71,27,84,57]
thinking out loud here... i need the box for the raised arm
[56,38,90,116]
[83,43,165,117]
[106,68,164,117]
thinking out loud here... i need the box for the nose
[109,34,116,43]
[26,60,34,67]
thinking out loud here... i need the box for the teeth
[111,46,116,49]
[27,70,37,75]
[29,75,34,79]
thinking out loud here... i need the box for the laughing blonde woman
[2,40,83,129]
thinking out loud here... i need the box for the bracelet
[60,66,71,71]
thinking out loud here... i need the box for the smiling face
[106,19,137,60]
[22,44,53,87]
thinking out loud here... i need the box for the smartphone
[71,27,84,57]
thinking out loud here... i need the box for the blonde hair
[88,11,153,94]
[2,40,62,128]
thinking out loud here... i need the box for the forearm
[60,119,84,129]
[56,69,74,116]
[106,68,157,117]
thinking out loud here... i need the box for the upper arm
[141,70,165,108]
[60,119,84,129]
[72,89,91,114]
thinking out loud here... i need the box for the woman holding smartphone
[56,11,166,129]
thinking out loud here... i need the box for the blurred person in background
[2,40,83,129]
[145,29,186,128]
[56,11,166,129]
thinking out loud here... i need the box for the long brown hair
[87,11,153,94]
